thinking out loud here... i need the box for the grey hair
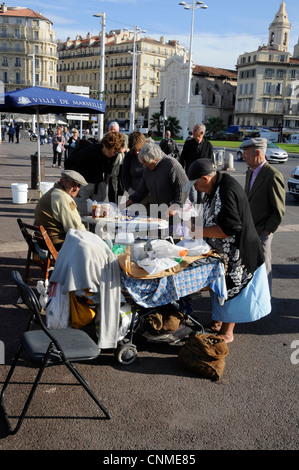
[109,121,119,130]
[194,123,206,133]
[138,142,163,163]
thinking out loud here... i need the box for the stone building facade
[57,30,187,129]
[149,54,237,135]
[0,3,58,92]
[234,1,299,135]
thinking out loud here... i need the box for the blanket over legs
[50,229,121,349]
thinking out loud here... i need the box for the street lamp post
[127,25,146,133]
[93,12,105,140]
[28,53,36,133]
[179,1,208,140]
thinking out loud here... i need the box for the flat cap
[239,137,267,153]
[183,158,214,193]
[61,170,88,186]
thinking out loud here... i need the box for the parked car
[288,166,299,200]
[236,142,288,163]
[286,134,299,144]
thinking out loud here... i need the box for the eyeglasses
[70,180,81,188]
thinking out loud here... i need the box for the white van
[286,134,299,144]
[259,130,279,142]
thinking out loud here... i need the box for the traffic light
[160,100,164,116]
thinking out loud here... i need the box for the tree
[166,116,182,137]
[150,112,162,133]
[205,117,226,138]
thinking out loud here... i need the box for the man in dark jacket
[179,124,214,203]
[65,131,123,213]
[159,130,180,160]
[241,137,285,292]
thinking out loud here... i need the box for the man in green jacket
[34,170,87,250]
[240,137,286,292]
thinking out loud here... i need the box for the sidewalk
[0,137,59,251]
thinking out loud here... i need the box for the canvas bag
[178,332,229,381]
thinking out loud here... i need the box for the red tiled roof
[0,7,51,23]
[192,64,237,79]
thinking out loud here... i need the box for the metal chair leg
[65,361,112,419]
[0,344,50,435]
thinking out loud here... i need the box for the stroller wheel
[115,344,138,365]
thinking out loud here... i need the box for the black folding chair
[0,271,111,435]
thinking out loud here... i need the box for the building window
[264,82,271,94]
[290,70,296,79]
[263,99,269,113]
[275,83,282,95]
[274,100,282,112]
[265,68,274,78]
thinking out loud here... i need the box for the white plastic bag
[117,303,133,341]
[176,238,211,256]
[46,282,70,329]
[56,142,62,153]
[149,239,188,259]
[137,256,178,275]
[173,199,199,221]
[36,279,49,310]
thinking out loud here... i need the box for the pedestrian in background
[14,122,20,143]
[159,130,180,160]
[179,123,214,203]
[8,124,15,143]
[52,127,66,169]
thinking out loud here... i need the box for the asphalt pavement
[0,135,298,455]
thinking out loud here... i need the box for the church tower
[293,38,299,58]
[268,1,291,52]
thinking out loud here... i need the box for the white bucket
[11,183,28,204]
[40,181,54,195]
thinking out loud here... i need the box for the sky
[10,0,299,70]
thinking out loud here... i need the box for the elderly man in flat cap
[184,158,271,343]
[34,170,87,250]
[240,137,285,292]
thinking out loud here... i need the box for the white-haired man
[179,124,214,203]
[126,143,188,216]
